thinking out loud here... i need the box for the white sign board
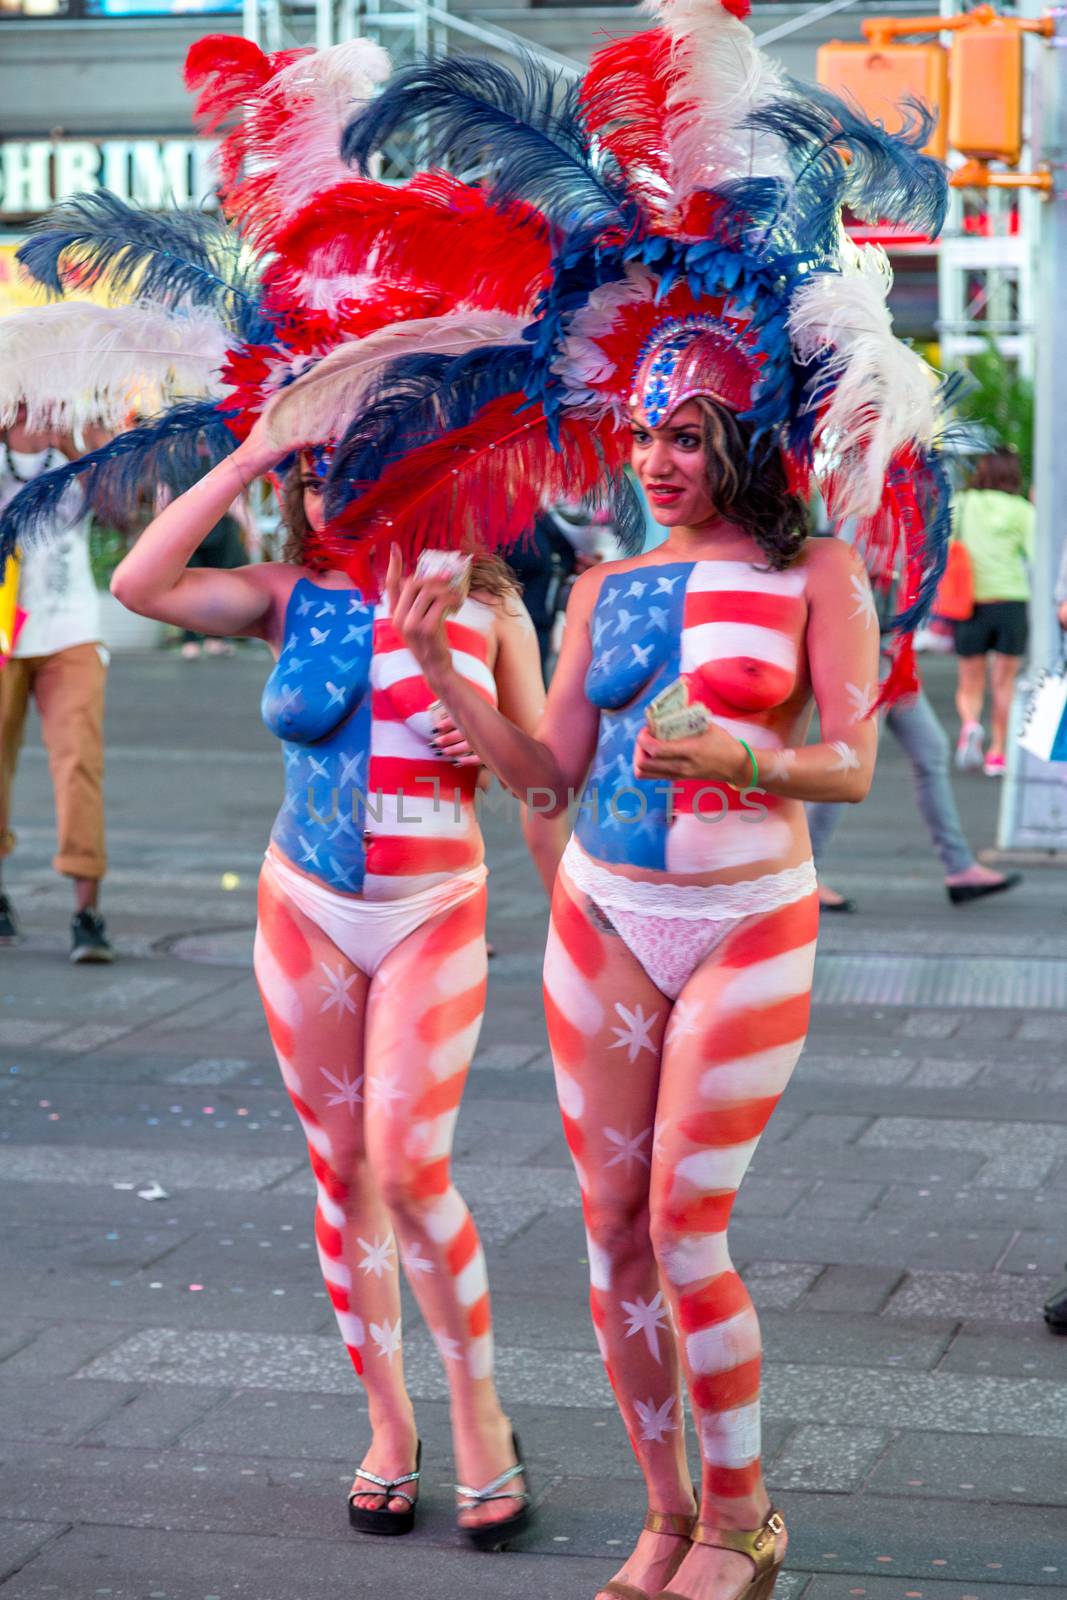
[0,139,220,217]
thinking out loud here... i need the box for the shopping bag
[933,540,974,621]
[1019,668,1067,763]
[0,552,25,668]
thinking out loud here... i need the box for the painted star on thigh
[320,1064,364,1112]
[635,1395,678,1444]
[609,1001,660,1063]
[621,1291,669,1361]
[367,1068,409,1108]
[667,997,703,1042]
[401,1240,435,1277]
[318,963,359,1015]
[357,1234,396,1278]
[433,1328,463,1362]
[603,1125,653,1173]
[370,1318,403,1361]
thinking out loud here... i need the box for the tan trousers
[0,642,107,880]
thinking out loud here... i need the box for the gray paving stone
[784,1114,873,1146]
[769,1425,889,1492]
[0,1145,302,1191]
[762,1312,952,1372]
[908,1059,982,1088]
[729,1217,1011,1273]
[743,1262,824,1310]
[763,1150,985,1185]
[796,1054,915,1087]
[872,1183,1056,1229]
[0,1522,68,1585]
[802,1581,1045,1599]
[866,1429,1067,1507]
[997,1229,1067,1275]
[897,1011,964,1038]
[860,1118,1067,1188]
[1016,1014,1067,1042]
[0,1324,127,1380]
[734,1177,811,1217]
[0,1377,132,1444]
[82,1386,231,1449]
[800,1267,904,1315]
[164,1057,259,1086]
[939,1325,1067,1379]
[885,1270,1058,1326]
[793,1181,885,1220]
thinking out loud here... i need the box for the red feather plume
[318,397,627,575]
[580,30,681,214]
[184,35,312,214]
[270,172,552,317]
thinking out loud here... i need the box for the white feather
[644,0,789,200]
[789,241,942,516]
[241,40,391,225]
[551,264,659,421]
[261,311,529,449]
[0,300,229,431]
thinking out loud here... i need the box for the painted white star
[849,572,878,629]
[615,608,637,635]
[370,1318,402,1362]
[655,575,680,594]
[668,998,703,1042]
[433,1328,463,1363]
[609,1001,660,1063]
[829,739,861,773]
[621,1291,669,1362]
[603,1125,653,1173]
[320,1064,364,1112]
[401,1241,435,1277]
[763,748,797,784]
[846,681,876,721]
[632,643,653,667]
[318,963,359,1016]
[358,1234,396,1278]
[368,1069,409,1108]
[635,1395,678,1444]
[626,580,647,598]
[652,1116,673,1163]
[649,605,670,631]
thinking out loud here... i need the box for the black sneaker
[0,893,20,946]
[70,908,114,964]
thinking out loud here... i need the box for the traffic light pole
[995,7,1067,851]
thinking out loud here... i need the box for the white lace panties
[560,838,816,999]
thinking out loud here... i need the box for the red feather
[318,398,626,574]
[270,172,552,316]
[184,36,312,210]
[580,30,680,211]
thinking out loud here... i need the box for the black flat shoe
[818,896,857,914]
[456,1429,533,1551]
[0,893,21,946]
[1044,1269,1067,1335]
[947,872,1022,906]
[348,1439,421,1536]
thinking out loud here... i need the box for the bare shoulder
[471,586,537,641]
[799,536,867,594]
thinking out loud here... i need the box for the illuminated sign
[0,138,219,217]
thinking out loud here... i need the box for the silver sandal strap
[351,1465,420,1502]
[455,1459,528,1506]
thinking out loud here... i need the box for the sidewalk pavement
[0,646,1064,1600]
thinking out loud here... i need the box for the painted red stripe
[375,617,489,661]
[678,1095,781,1148]
[419,886,487,955]
[677,1270,751,1333]
[365,834,482,877]
[720,893,818,967]
[553,879,608,979]
[417,978,487,1044]
[658,1187,736,1235]
[562,1111,586,1160]
[684,590,804,632]
[543,987,586,1069]
[257,878,313,977]
[467,1293,492,1340]
[668,780,784,817]
[447,1214,480,1276]
[367,755,478,799]
[412,1070,468,1121]
[699,992,811,1063]
[259,993,294,1061]
[411,1156,452,1200]
[308,1147,347,1203]
[315,1208,344,1261]
[346,1343,365,1376]
[703,1460,762,1497]
[691,1355,762,1414]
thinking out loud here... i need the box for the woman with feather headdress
[274,1,957,1594]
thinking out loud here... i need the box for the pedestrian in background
[1055,527,1067,635]
[952,448,1035,777]
[0,410,114,962]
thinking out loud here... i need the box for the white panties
[560,837,816,999]
[263,848,487,976]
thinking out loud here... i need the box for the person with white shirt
[0,409,113,961]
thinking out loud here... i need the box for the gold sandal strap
[691,1510,785,1576]
[644,1510,695,1538]
[600,1583,651,1600]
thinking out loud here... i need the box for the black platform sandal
[455,1429,533,1551]
[348,1440,422,1536]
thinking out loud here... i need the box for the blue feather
[0,401,236,575]
[17,191,266,341]
[341,54,631,239]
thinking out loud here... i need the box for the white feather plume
[0,300,230,432]
[789,241,942,516]
[551,265,659,421]
[645,0,789,201]
[245,40,391,224]
[261,311,529,450]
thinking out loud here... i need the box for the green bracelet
[736,738,759,790]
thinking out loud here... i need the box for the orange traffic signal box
[817,41,949,161]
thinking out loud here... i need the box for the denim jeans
[807,687,974,877]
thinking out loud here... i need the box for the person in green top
[952,449,1035,777]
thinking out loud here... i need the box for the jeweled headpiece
[630,320,761,426]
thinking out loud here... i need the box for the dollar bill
[415,549,473,592]
[647,677,689,724]
[651,703,712,740]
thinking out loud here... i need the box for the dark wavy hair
[279,465,522,604]
[694,398,809,570]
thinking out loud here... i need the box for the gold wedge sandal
[655,1508,786,1600]
[599,1510,695,1600]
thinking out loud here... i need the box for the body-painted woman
[389,351,880,1600]
[111,418,544,1546]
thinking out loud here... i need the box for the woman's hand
[385,544,462,684]
[633,724,751,787]
[429,703,482,767]
[230,411,294,482]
